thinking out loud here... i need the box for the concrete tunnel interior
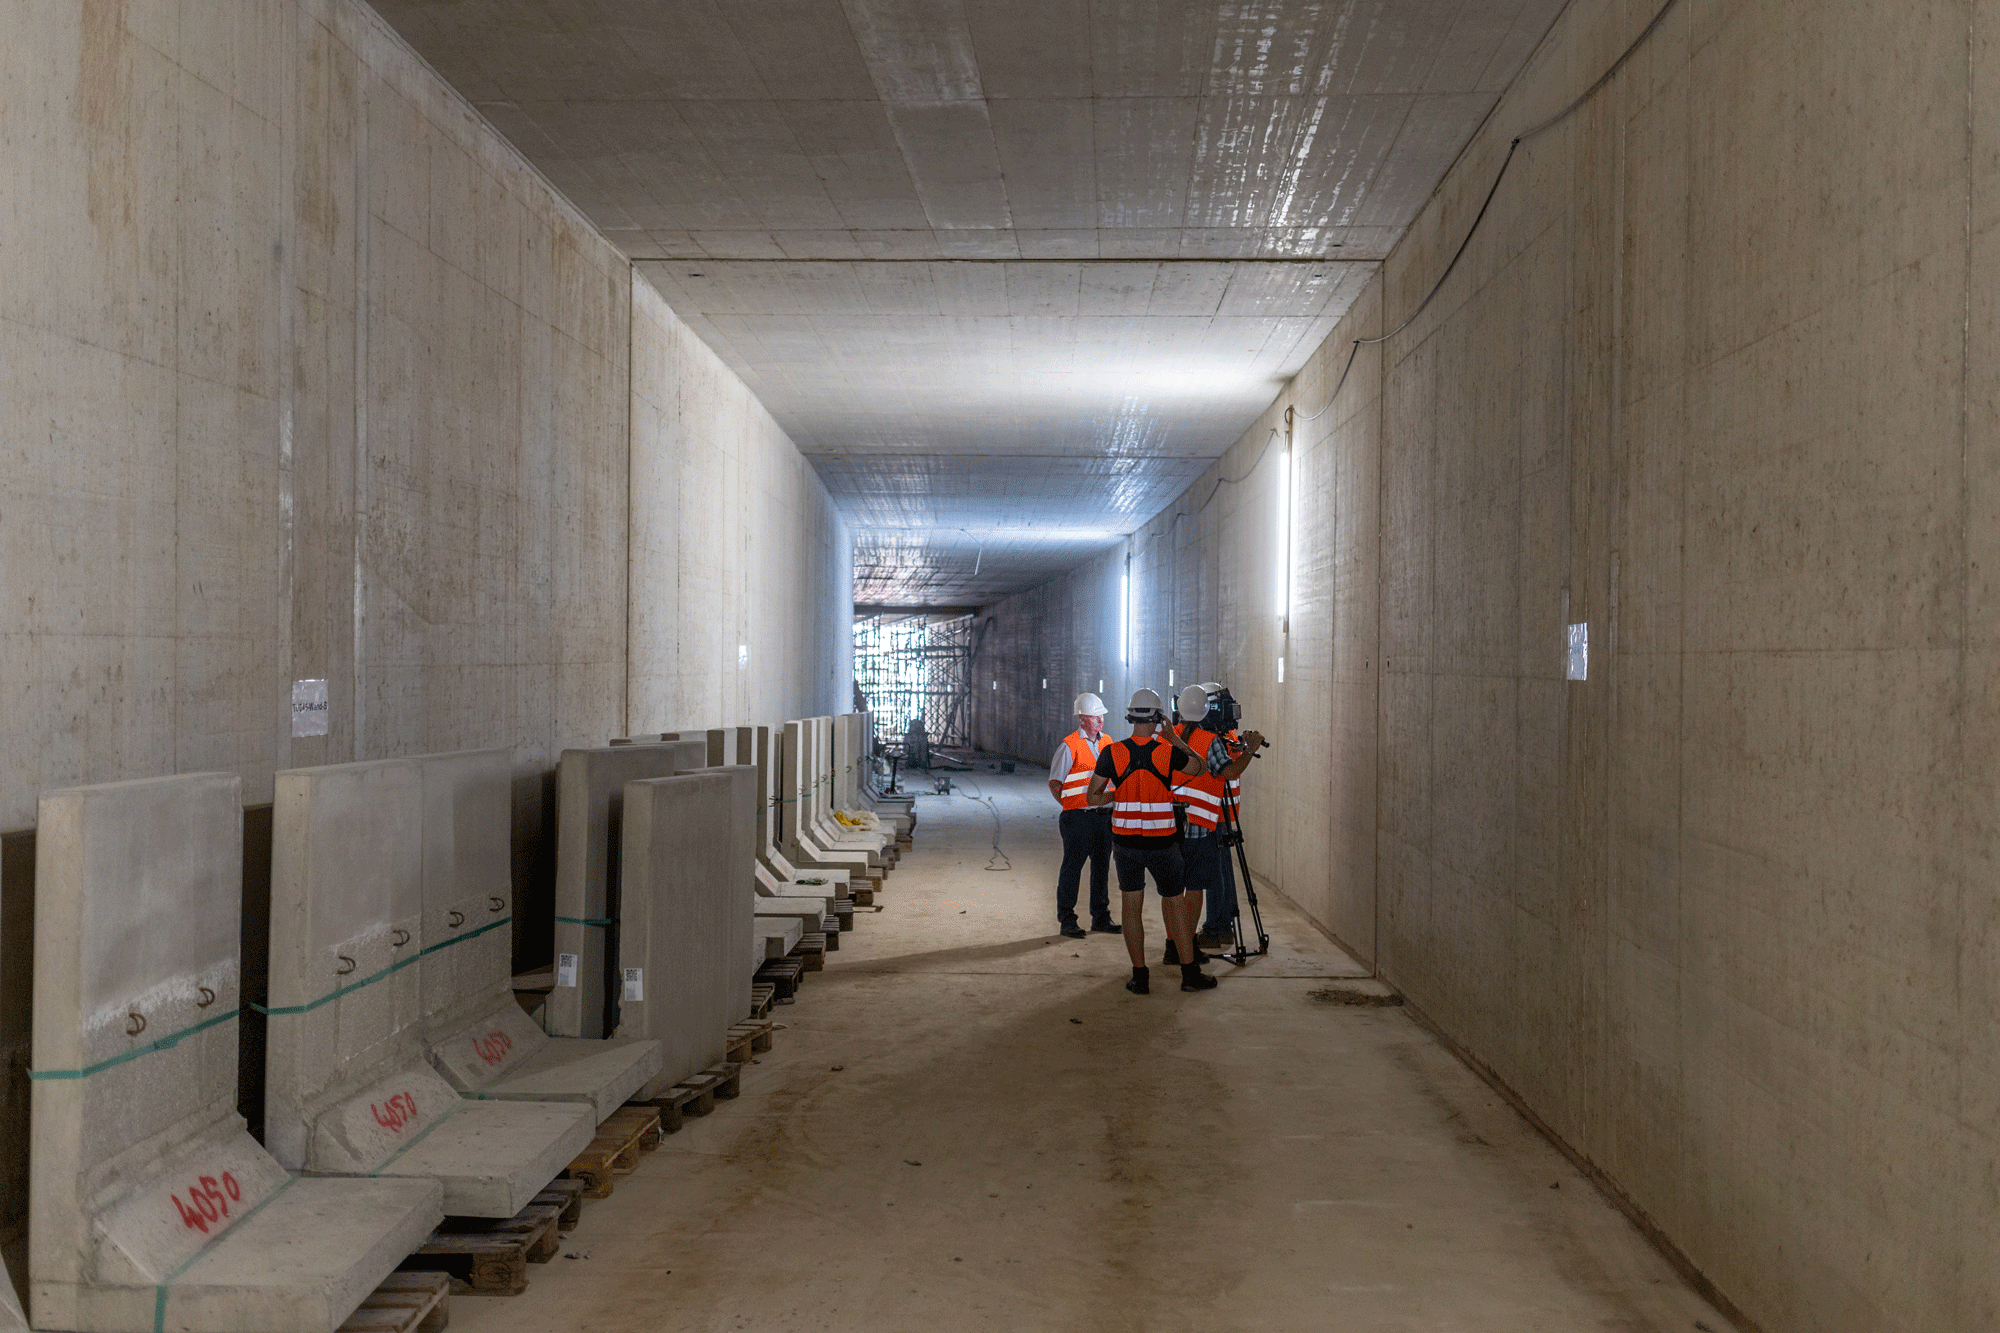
[0,1,1994,1331]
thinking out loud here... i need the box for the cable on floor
[952,778,1013,872]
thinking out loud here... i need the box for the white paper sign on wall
[291,679,330,737]
[622,968,644,1002]
[556,954,578,988]
[1566,623,1589,681]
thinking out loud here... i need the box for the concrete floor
[460,772,1739,1333]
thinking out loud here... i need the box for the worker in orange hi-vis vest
[1172,683,1266,957]
[1047,692,1120,939]
[1085,688,1215,995]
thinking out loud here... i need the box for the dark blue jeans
[1056,807,1114,925]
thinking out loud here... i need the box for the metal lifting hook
[447,911,465,928]
[335,955,357,975]
[392,928,410,947]
[126,1013,147,1037]
[196,987,216,1008]
[488,896,505,912]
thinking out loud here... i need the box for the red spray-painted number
[370,1092,420,1133]
[472,1030,513,1067]
[170,1172,241,1234]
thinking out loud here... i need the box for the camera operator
[1084,688,1216,994]
[1172,684,1265,953]
[1047,692,1119,939]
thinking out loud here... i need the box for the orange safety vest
[1172,724,1225,830]
[1056,731,1100,810]
[1104,737,1180,838]
[1172,724,1244,830]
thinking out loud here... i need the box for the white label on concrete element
[557,954,577,988]
[1566,623,1589,681]
[738,644,748,669]
[291,678,330,737]
[622,967,644,1001]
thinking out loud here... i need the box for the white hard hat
[1176,683,1212,722]
[1125,687,1166,723]
[1072,692,1107,717]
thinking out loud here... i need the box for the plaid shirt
[1182,734,1237,839]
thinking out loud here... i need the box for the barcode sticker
[556,954,578,988]
[622,968,644,1002]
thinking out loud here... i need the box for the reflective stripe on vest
[1058,732,1099,810]
[1172,725,1226,830]
[1107,737,1179,837]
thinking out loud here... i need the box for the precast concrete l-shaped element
[807,718,889,854]
[616,774,751,1097]
[548,744,692,1040]
[780,722,882,877]
[749,726,854,897]
[412,751,660,1122]
[265,756,596,1217]
[30,773,441,1333]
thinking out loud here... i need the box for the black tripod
[1214,780,1270,965]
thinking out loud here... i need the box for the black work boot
[1126,966,1150,995]
[1059,921,1087,939]
[1180,962,1217,991]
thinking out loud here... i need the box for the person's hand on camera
[1240,730,1265,751]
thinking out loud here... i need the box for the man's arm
[1085,772,1113,807]
[1219,730,1265,780]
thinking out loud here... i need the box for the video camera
[1177,683,1270,751]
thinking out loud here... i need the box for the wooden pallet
[725,1028,754,1064]
[756,957,804,999]
[729,1017,774,1053]
[792,933,827,972]
[646,1061,744,1131]
[849,886,875,906]
[532,1178,587,1232]
[563,1105,662,1198]
[340,1272,449,1333]
[398,1202,562,1296]
[820,917,840,951]
[750,982,777,1018]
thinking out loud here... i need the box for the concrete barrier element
[752,720,844,888]
[266,760,595,1217]
[754,901,829,932]
[844,712,915,829]
[808,718,887,852]
[0,1260,20,1331]
[548,745,684,1040]
[30,774,441,1333]
[780,723,878,874]
[704,727,755,768]
[753,921,802,963]
[618,775,748,1096]
[415,752,660,1122]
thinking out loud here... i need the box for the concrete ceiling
[373,0,1566,604]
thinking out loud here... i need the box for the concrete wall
[0,0,849,823]
[0,0,850,1252]
[975,3,1999,1331]
[628,276,852,736]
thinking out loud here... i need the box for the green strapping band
[30,1007,240,1082]
[555,915,615,927]
[254,916,512,1017]
[153,1175,299,1333]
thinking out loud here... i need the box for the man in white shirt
[1047,692,1119,939]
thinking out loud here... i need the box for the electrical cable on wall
[1296,0,1686,424]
